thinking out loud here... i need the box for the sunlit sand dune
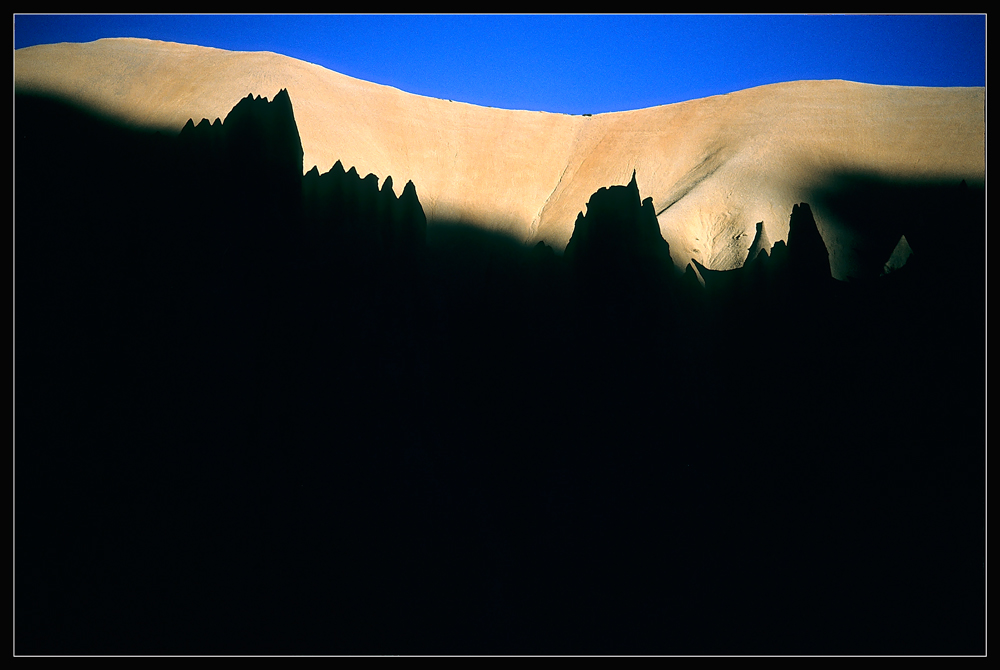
[15,38,984,279]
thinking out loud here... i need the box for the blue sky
[14,14,986,115]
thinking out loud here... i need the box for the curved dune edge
[15,38,984,279]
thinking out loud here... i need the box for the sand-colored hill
[15,38,984,279]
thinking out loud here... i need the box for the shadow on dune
[15,90,984,655]
[802,171,985,284]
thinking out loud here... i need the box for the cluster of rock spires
[16,87,984,655]
[180,90,304,194]
[564,171,675,303]
[560,168,849,323]
[302,162,426,261]
[171,89,427,259]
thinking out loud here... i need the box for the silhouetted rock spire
[564,170,673,294]
[222,89,303,181]
[396,179,428,253]
[882,234,914,275]
[745,221,771,265]
[786,202,831,283]
[302,160,426,264]
[167,88,422,272]
[174,89,307,229]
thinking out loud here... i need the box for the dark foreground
[15,90,985,654]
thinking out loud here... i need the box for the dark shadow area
[804,171,985,284]
[15,89,984,655]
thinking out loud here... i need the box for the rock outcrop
[302,160,427,262]
[564,170,675,295]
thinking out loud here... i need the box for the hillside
[15,37,985,279]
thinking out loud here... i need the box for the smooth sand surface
[16,38,984,278]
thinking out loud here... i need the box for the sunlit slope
[14,38,578,243]
[16,38,984,278]
[535,81,984,275]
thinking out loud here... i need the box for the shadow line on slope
[799,170,984,282]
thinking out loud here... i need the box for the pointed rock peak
[745,221,771,264]
[787,202,822,250]
[360,173,379,194]
[791,202,811,220]
[627,169,641,200]
[305,165,319,178]
[345,166,359,179]
[401,180,420,202]
[381,175,394,194]
[228,92,262,119]
[182,118,195,132]
[882,234,914,275]
[326,161,346,180]
[786,202,830,280]
[565,172,671,270]
[273,88,296,114]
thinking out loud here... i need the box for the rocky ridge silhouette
[15,88,984,655]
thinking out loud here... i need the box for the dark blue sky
[14,14,986,115]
